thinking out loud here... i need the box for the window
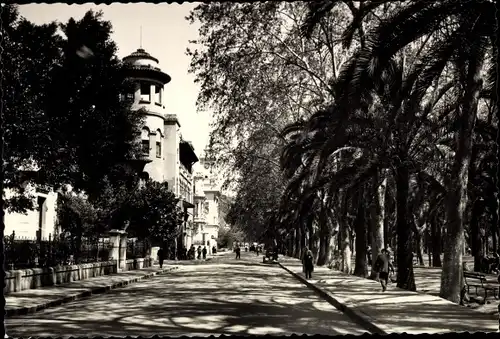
[141,128,150,155]
[156,132,162,158]
[154,85,162,105]
[142,140,150,155]
[140,82,151,102]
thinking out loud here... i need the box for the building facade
[6,48,199,247]
[122,48,198,250]
[188,152,223,254]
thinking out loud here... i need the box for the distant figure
[212,246,217,254]
[197,246,202,260]
[301,247,309,273]
[202,246,207,259]
[373,248,394,292]
[303,249,314,279]
[157,247,164,269]
[183,246,188,260]
[235,246,241,259]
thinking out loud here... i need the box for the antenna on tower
[140,26,143,48]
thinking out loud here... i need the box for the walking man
[303,248,314,279]
[373,248,394,292]
[157,247,165,269]
[235,246,241,259]
[202,246,207,260]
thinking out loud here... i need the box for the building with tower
[122,48,199,251]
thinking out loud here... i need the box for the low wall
[125,257,153,271]
[4,257,151,294]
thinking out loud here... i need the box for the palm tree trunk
[415,228,425,266]
[430,210,442,267]
[439,64,479,303]
[294,225,301,258]
[369,172,386,278]
[354,186,368,277]
[395,161,416,291]
[471,199,483,271]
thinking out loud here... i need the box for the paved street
[5,252,367,337]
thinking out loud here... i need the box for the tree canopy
[2,5,143,212]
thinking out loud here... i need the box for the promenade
[278,256,498,334]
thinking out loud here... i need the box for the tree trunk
[415,229,425,266]
[439,59,479,303]
[341,222,352,274]
[430,211,442,267]
[395,162,416,291]
[294,225,301,258]
[354,186,368,277]
[369,173,386,278]
[470,199,483,272]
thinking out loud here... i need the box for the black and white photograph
[2,1,500,337]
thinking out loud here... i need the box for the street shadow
[284,261,497,333]
[6,263,368,337]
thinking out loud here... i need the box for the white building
[6,48,199,246]
[189,152,222,253]
[122,48,198,249]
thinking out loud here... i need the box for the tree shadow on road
[284,261,498,334]
[6,263,368,337]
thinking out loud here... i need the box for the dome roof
[123,48,159,64]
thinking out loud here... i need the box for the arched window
[141,128,150,155]
[156,129,162,158]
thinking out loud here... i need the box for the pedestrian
[202,246,207,259]
[235,246,241,259]
[212,246,217,254]
[197,246,202,260]
[301,247,309,273]
[373,248,394,292]
[157,247,164,269]
[303,249,314,279]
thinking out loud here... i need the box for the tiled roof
[123,48,159,64]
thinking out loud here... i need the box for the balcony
[194,215,206,224]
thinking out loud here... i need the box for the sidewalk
[278,257,498,334]
[6,264,178,317]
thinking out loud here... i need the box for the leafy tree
[2,5,143,210]
[217,225,246,249]
[127,180,184,246]
[56,193,100,263]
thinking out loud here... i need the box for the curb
[6,266,179,317]
[278,263,387,335]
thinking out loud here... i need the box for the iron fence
[4,231,112,270]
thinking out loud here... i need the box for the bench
[463,271,499,303]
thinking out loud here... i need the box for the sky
[18,3,212,158]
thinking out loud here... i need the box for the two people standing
[302,247,314,279]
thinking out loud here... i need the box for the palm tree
[299,0,497,303]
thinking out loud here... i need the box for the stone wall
[4,257,152,294]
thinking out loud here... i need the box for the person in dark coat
[303,249,314,279]
[157,247,164,269]
[202,246,207,260]
[373,248,394,292]
[197,246,202,260]
[235,246,241,259]
[212,246,217,254]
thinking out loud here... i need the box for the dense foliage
[2,5,143,212]
[188,1,499,304]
